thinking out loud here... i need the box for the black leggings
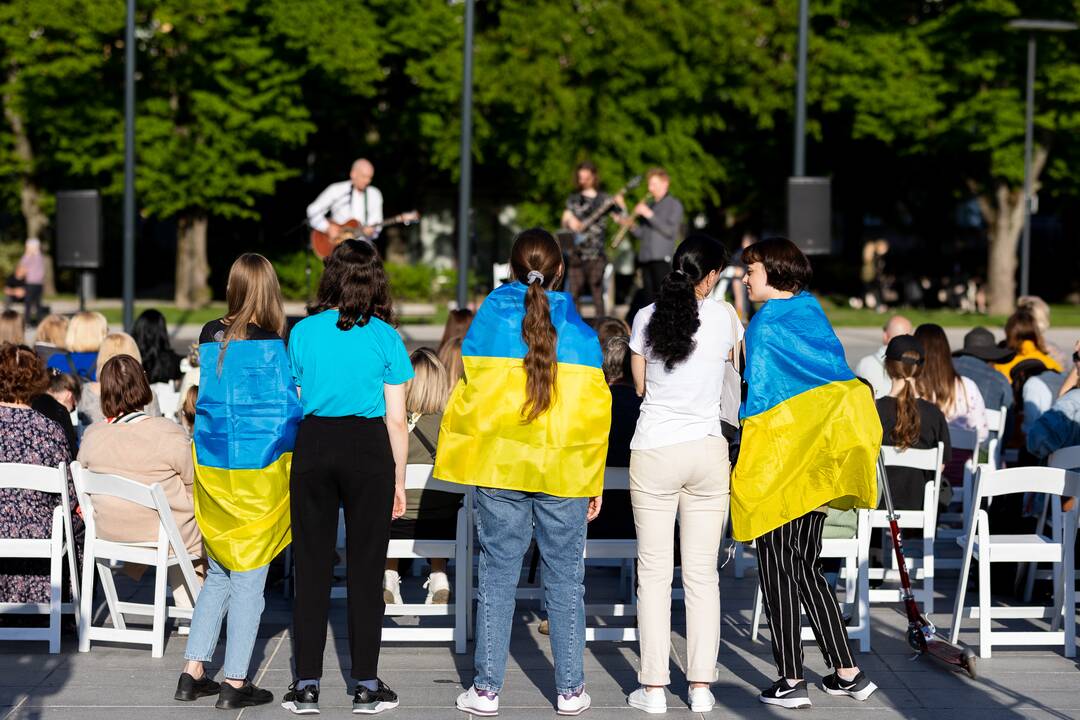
[290,415,395,680]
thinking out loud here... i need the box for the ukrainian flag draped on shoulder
[193,339,303,571]
[434,282,610,497]
[731,292,879,542]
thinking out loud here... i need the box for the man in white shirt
[306,158,384,243]
[854,314,913,398]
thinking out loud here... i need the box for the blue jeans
[184,556,270,680]
[473,488,588,695]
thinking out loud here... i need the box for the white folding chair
[151,381,182,423]
[0,463,80,653]
[870,444,944,614]
[333,465,471,654]
[751,509,871,652]
[949,465,1080,658]
[984,405,1008,470]
[938,426,982,552]
[70,461,201,658]
[1023,446,1080,603]
[733,541,756,579]
[492,263,511,288]
[584,467,637,642]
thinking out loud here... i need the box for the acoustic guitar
[310,211,420,259]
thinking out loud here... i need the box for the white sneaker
[688,687,714,712]
[424,571,451,605]
[628,687,666,714]
[382,570,402,605]
[557,689,591,716]
[456,686,499,716]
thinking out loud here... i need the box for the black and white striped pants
[756,511,855,680]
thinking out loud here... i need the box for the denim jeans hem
[473,681,500,694]
[183,653,214,663]
[556,682,585,696]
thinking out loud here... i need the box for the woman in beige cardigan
[77,354,204,603]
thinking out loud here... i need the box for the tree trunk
[174,213,211,308]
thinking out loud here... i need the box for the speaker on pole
[787,177,832,255]
[56,190,102,269]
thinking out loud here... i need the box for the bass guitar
[311,211,420,259]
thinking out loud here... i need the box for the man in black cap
[952,327,1014,412]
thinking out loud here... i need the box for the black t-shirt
[31,394,77,459]
[876,396,952,509]
[199,319,280,344]
[606,382,642,468]
[566,191,614,259]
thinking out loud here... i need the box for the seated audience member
[383,348,462,606]
[586,334,641,540]
[1017,295,1067,367]
[1021,369,1067,437]
[132,309,184,385]
[594,316,631,349]
[0,310,25,345]
[437,335,464,388]
[33,314,69,366]
[47,310,108,381]
[77,355,203,604]
[77,332,161,427]
[952,327,1014,413]
[876,336,951,509]
[31,370,80,457]
[0,344,82,604]
[855,315,913,399]
[1027,342,1080,463]
[179,385,198,435]
[439,309,474,349]
[915,323,988,440]
[994,309,1063,381]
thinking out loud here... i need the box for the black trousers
[290,416,395,680]
[639,260,670,303]
[568,256,606,317]
[756,511,855,680]
[23,284,42,323]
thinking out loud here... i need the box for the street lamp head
[1007,19,1079,32]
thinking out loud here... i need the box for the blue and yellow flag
[731,292,879,541]
[434,283,611,497]
[193,339,303,571]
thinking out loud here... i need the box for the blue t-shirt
[46,351,98,381]
[288,310,413,418]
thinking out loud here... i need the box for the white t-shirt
[628,298,744,451]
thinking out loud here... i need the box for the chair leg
[151,562,168,658]
[750,583,763,642]
[923,536,934,616]
[978,552,991,659]
[49,539,61,655]
[858,549,871,653]
[949,536,976,645]
[78,547,95,653]
[97,562,126,631]
[1064,545,1076,659]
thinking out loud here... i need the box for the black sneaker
[216,680,274,709]
[822,671,878,701]
[758,678,811,709]
[174,672,220,702]
[353,679,399,714]
[282,682,320,715]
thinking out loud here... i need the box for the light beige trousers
[630,435,730,686]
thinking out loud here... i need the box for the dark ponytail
[510,228,563,422]
[645,234,728,371]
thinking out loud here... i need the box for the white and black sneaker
[353,679,399,714]
[822,672,877,701]
[758,678,811,709]
[282,682,320,715]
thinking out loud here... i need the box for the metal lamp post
[1005,19,1077,298]
[456,0,475,309]
[122,0,136,330]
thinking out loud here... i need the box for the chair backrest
[881,443,943,472]
[0,463,66,494]
[151,382,182,422]
[403,464,468,494]
[492,263,511,288]
[973,465,1080,503]
[603,466,630,491]
[985,406,1007,436]
[71,462,157,511]
[949,426,980,452]
[1048,445,1080,472]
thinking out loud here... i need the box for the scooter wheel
[961,648,977,679]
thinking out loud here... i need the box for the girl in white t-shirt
[626,234,742,714]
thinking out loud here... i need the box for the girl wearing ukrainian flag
[435,228,610,717]
[734,238,880,710]
[176,253,301,709]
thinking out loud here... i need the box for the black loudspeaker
[56,190,102,269]
[787,177,832,255]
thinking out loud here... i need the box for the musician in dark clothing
[622,167,683,302]
[561,161,624,317]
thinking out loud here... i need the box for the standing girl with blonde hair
[435,228,610,717]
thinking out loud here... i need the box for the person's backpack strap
[412,423,438,462]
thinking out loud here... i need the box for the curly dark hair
[0,344,49,404]
[644,234,728,371]
[309,239,395,331]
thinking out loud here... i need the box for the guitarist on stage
[306,158,384,246]
[560,161,626,317]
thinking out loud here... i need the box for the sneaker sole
[824,681,878,702]
[556,699,591,716]
[354,699,400,714]
[217,694,273,709]
[429,589,450,604]
[174,690,218,702]
[383,590,399,605]
[456,699,498,716]
[759,695,812,709]
[281,700,321,715]
[689,703,714,713]
[627,698,667,714]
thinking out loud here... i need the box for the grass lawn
[818,297,1080,328]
